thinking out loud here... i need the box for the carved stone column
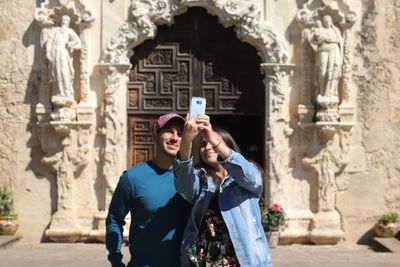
[89,63,130,242]
[261,63,294,205]
[262,63,317,243]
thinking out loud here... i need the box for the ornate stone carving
[98,64,131,211]
[296,0,357,126]
[102,0,287,65]
[302,131,348,244]
[35,0,95,109]
[97,0,292,244]
[261,64,295,208]
[46,15,81,107]
[41,124,92,242]
[34,0,95,242]
[295,4,357,244]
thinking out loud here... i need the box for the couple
[106,112,272,267]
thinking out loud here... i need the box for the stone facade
[0,0,399,244]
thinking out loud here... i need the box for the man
[106,113,191,267]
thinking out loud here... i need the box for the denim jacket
[173,149,272,267]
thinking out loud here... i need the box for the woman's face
[199,132,225,165]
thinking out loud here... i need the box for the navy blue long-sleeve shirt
[106,161,191,267]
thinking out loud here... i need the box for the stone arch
[97,0,295,211]
[101,0,288,65]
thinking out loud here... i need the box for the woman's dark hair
[195,126,266,189]
[195,127,240,169]
[212,127,242,154]
[195,127,241,185]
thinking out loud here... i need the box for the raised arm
[196,115,263,195]
[174,113,202,203]
[219,150,263,196]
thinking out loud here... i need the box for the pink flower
[223,258,230,265]
[272,204,280,211]
[209,223,216,236]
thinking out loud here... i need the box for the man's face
[154,120,183,158]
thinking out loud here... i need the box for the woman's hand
[196,115,220,148]
[182,113,200,143]
[197,115,230,160]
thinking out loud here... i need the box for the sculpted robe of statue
[46,15,81,106]
[311,16,343,99]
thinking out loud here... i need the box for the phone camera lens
[196,100,202,104]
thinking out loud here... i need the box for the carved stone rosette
[296,0,357,244]
[34,0,95,242]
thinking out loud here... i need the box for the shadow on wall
[22,17,58,242]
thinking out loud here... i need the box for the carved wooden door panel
[128,116,156,168]
[127,8,264,167]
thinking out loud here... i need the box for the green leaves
[261,204,287,232]
[377,213,399,225]
[0,186,13,215]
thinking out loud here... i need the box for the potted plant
[0,186,18,235]
[261,203,286,248]
[374,212,399,238]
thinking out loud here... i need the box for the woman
[174,114,272,267]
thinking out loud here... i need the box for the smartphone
[189,97,206,119]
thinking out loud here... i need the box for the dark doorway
[211,115,264,166]
[127,7,265,167]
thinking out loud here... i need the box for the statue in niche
[46,15,81,106]
[310,15,343,100]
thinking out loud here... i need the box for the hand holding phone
[189,97,206,119]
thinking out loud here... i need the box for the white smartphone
[189,97,206,119]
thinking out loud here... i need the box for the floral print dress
[187,191,240,267]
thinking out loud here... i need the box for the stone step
[0,234,22,249]
[373,237,400,253]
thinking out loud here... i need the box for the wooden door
[127,7,264,168]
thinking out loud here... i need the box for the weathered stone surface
[0,0,399,245]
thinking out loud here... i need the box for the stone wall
[0,0,52,242]
[0,0,399,244]
[336,0,400,243]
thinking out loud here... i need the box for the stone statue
[46,15,81,106]
[311,15,343,99]
[302,144,345,211]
